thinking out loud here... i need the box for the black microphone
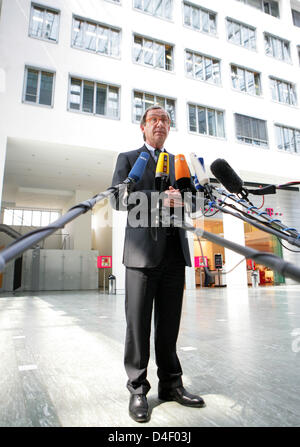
[210,158,277,200]
[210,158,244,195]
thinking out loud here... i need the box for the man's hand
[163,186,184,208]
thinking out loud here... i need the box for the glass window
[207,109,216,136]
[133,91,176,127]
[292,9,300,28]
[270,78,297,105]
[82,81,94,113]
[39,71,54,106]
[96,84,107,115]
[29,5,59,42]
[188,105,197,132]
[188,104,224,138]
[41,212,50,227]
[25,68,39,103]
[264,33,290,62]
[72,17,120,57]
[108,86,119,118]
[134,0,173,20]
[32,211,41,226]
[185,51,220,85]
[133,35,173,71]
[72,18,85,48]
[24,67,54,107]
[183,2,217,35]
[70,78,81,110]
[227,19,256,50]
[13,210,23,225]
[69,77,119,118]
[197,107,207,134]
[235,113,268,146]
[3,209,13,226]
[231,65,261,96]
[237,0,279,17]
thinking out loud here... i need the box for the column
[222,211,248,288]
[0,134,7,207]
[112,209,126,292]
[72,190,93,250]
[185,229,196,290]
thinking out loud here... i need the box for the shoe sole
[158,395,206,408]
[129,412,150,423]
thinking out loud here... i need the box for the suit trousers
[124,230,186,395]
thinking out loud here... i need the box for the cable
[196,227,247,278]
[276,237,300,253]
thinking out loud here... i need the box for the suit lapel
[137,145,175,186]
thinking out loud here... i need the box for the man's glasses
[145,116,170,126]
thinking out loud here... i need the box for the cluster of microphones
[125,150,277,203]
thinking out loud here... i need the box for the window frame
[226,17,256,51]
[132,90,177,128]
[22,65,55,108]
[185,49,221,86]
[236,0,280,18]
[231,64,261,96]
[3,207,61,227]
[275,124,300,154]
[234,113,269,147]
[264,32,291,63]
[133,0,174,22]
[183,1,217,36]
[132,33,174,72]
[187,103,226,139]
[29,2,60,43]
[71,15,121,59]
[68,75,121,120]
[269,76,297,106]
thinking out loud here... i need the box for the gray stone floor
[0,284,299,427]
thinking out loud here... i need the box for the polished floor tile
[0,285,299,427]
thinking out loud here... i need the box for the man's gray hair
[140,105,171,141]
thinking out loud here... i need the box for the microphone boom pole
[0,186,118,273]
[0,151,150,273]
[175,218,300,283]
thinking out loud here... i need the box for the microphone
[210,158,244,195]
[123,151,150,185]
[210,158,276,200]
[120,151,150,207]
[174,154,193,195]
[190,153,214,200]
[155,152,169,192]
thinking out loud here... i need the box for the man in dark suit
[111,105,205,423]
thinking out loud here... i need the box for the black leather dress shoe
[129,394,150,422]
[158,386,205,408]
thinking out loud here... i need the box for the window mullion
[37,70,41,104]
[80,80,84,111]
[93,82,96,114]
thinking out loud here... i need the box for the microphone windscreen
[175,154,190,181]
[156,152,169,178]
[210,158,243,194]
[128,152,150,182]
[190,153,209,185]
[175,154,193,193]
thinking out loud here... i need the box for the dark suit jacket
[111,145,192,268]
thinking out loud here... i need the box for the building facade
[0,0,300,291]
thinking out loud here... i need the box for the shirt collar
[145,142,165,159]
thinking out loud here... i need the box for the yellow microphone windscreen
[156,152,169,177]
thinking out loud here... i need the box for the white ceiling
[2,137,117,209]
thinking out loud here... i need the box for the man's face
[140,108,171,149]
